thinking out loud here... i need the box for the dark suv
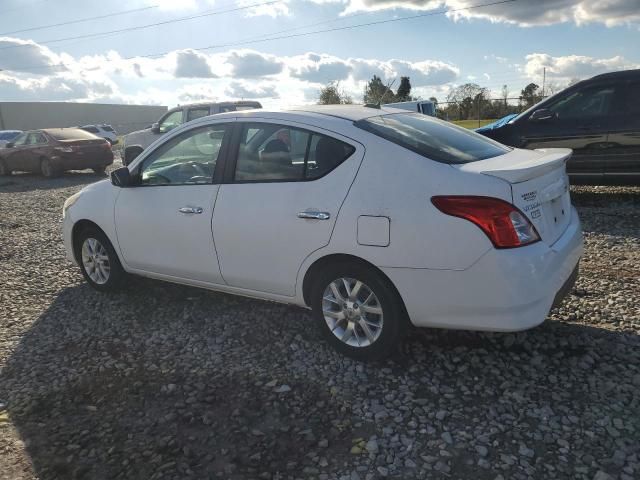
[476,69,640,185]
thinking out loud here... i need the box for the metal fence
[435,96,548,127]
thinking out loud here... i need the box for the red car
[0,128,113,177]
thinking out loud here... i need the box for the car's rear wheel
[40,157,58,177]
[75,226,126,291]
[0,160,11,176]
[93,166,106,175]
[310,261,406,360]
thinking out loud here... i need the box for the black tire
[310,261,406,361]
[40,157,59,177]
[0,159,11,176]
[93,166,106,175]
[74,226,126,292]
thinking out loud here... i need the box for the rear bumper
[382,206,583,332]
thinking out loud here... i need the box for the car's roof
[0,130,22,133]
[171,100,262,110]
[590,68,640,81]
[288,104,398,121]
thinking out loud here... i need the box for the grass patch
[452,119,498,129]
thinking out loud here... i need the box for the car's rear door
[604,79,640,181]
[114,122,231,283]
[212,120,364,296]
[520,83,617,181]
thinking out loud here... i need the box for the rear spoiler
[457,148,571,184]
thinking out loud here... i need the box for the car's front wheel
[310,261,406,360]
[75,226,126,291]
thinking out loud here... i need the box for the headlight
[63,191,82,217]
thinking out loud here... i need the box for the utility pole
[542,67,546,98]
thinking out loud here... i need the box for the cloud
[174,49,217,78]
[0,36,460,106]
[237,0,291,17]
[226,50,285,77]
[226,81,280,99]
[524,53,640,81]
[0,74,114,101]
[289,53,352,84]
[341,0,640,27]
[0,37,69,75]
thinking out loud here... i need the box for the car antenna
[376,78,396,107]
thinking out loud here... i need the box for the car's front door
[114,123,230,283]
[3,132,30,171]
[212,120,363,296]
[604,79,640,180]
[519,83,617,180]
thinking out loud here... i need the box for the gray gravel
[1,171,639,480]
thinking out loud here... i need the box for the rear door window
[233,123,355,182]
[186,107,210,122]
[355,113,510,164]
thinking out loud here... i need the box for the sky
[0,0,638,108]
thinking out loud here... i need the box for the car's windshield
[355,113,510,164]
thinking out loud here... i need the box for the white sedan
[63,105,583,360]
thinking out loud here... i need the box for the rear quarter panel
[296,136,516,296]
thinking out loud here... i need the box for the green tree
[520,83,540,108]
[364,75,395,104]
[446,83,490,120]
[318,82,353,105]
[396,76,412,101]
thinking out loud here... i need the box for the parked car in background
[0,128,113,177]
[62,105,582,359]
[383,100,436,116]
[121,101,262,165]
[0,130,22,148]
[80,124,118,145]
[476,69,640,185]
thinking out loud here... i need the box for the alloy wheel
[81,237,111,285]
[322,277,384,347]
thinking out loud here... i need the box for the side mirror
[5,142,14,148]
[151,123,160,134]
[529,108,556,122]
[111,167,135,187]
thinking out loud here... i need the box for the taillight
[431,196,540,249]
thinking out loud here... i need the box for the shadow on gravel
[0,171,108,192]
[2,277,639,479]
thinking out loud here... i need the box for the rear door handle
[179,206,203,214]
[297,211,330,220]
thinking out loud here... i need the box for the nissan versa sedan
[62,105,583,359]
[0,128,113,177]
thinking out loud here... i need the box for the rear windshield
[101,125,115,132]
[47,129,98,141]
[354,113,510,164]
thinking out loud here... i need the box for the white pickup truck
[121,101,262,165]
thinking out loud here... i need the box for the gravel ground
[1,170,639,480]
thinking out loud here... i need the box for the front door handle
[179,206,203,214]
[297,211,330,220]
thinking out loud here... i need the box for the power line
[0,5,159,36]
[139,0,522,58]
[1,0,521,74]
[0,0,283,51]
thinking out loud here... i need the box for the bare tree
[501,84,509,109]
[545,81,565,95]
